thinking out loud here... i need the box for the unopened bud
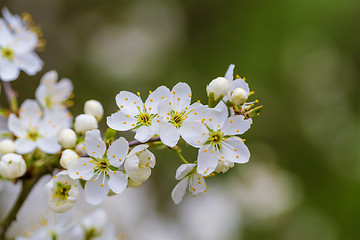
[231,88,248,106]
[0,139,15,155]
[84,100,104,121]
[74,114,98,134]
[60,149,79,169]
[206,77,229,100]
[58,129,77,149]
[0,153,26,179]
[75,142,86,156]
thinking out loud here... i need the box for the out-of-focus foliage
[1,0,358,239]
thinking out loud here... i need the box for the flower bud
[60,149,79,169]
[75,142,86,156]
[74,114,98,134]
[84,100,104,121]
[58,129,77,149]
[231,88,249,106]
[206,77,229,100]
[0,153,26,179]
[0,139,15,155]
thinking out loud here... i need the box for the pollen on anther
[209,118,212,121]
[101,184,104,187]
[197,100,200,103]
[76,172,79,175]
[202,133,205,135]
[169,102,172,105]
[133,101,136,104]
[97,144,100,148]
[194,112,197,115]
[92,179,94,182]
[157,120,160,123]
[82,146,85,150]
[177,97,180,101]
[92,151,95,154]
[230,120,233,123]
[221,156,224,159]
[149,90,152,94]
[120,105,123,108]
[126,115,129,117]
[236,130,240,133]
[125,98,128,101]
[203,149,207,152]
[161,96,165,99]
[189,94,192,97]
[113,171,116,174]
[83,163,86,166]
[113,155,115,158]
[172,91,176,94]
[198,140,200,143]
[150,99,153,102]
[137,92,140,96]
[123,121,126,124]
[132,124,135,126]
[119,158,122,162]
[234,148,237,151]
[53,175,57,178]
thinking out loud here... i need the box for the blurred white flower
[0,139,15,155]
[8,100,65,154]
[35,70,73,111]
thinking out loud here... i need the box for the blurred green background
[1,0,359,239]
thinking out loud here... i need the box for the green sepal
[245,105,263,118]
[104,128,117,143]
[208,92,224,108]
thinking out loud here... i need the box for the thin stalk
[2,81,18,113]
[128,136,161,147]
[171,147,189,164]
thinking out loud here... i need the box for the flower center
[136,112,152,126]
[27,129,40,141]
[1,47,14,61]
[54,182,71,201]
[99,160,108,170]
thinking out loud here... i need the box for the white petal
[0,58,19,81]
[171,82,191,112]
[145,86,171,115]
[0,19,13,46]
[14,138,36,154]
[205,101,228,130]
[186,102,208,122]
[115,91,143,116]
[179,120,208,148]
[67,157,95,180]
[221,137,250,164]
[108,171,128,194]
[189,173,208,195]
[8,114,26,137]
[175,164,196,180]
[197,145,220,176]
[222,115,252,135]
[224,64,235,82]
[52,78,73,102]
[125,155,151,182]
[85,129,106,159]
[12,31,37,54]
[107,137,129,167]
[40,70,58,85]
[37,137,61,154]
[171,178,189,204]
[15,52,43,76]
[134,125,156,143]
[159,123,180,147]
[106,111,136,131]
[85,173,109,205]
[128,144,148,156]
[19,99,42,127]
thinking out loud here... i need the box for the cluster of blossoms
[0,7,262,240]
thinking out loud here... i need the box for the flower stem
[128,136,161,147]
[2,81,18,113]
[171,147,189,164]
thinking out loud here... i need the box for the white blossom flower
[69,209,116,240]
[45,171,79,213]
[8,100,65,154]
[74,114,98,134]
[223,64,250,104]
[180,101,252,175]
[157,82,205,147]
[0,153,26,179]
[125,147,155,183]
[68,130,137,205]
[0,139,15,154]
[171,164,208,204]
[59,149,78,169]
[35,70,73,111]
[58,129,77,149]
[84,99,104,121]
[107,86,170,142]
[0,18,42,81]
